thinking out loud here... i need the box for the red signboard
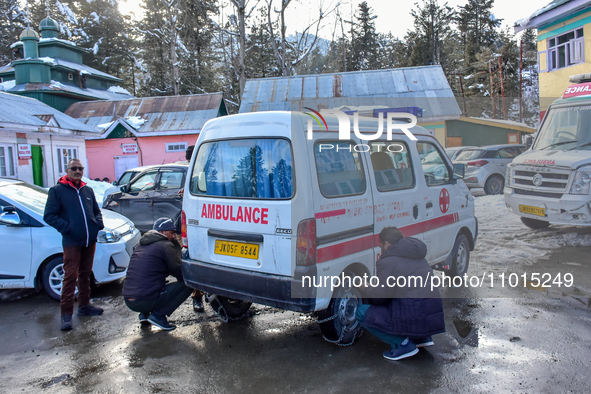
[122,143,138,154]
[18,144,32,160]
[563,82,591,98]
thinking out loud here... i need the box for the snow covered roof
[65,93,227,137]
[458,117,537,133]
[52,58,122,81]
[0,91,97,133]
[0,80,133,101]
[514,0,591,32]
[239,66,461,123]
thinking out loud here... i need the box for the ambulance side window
[417,142,450,186]
[314,141,366,197]
[369,141,415,191]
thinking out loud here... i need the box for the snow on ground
[83,177,113,205]
[472,193,591,268]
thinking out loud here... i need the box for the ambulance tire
[520,217,550,229]
[445,234,470,278]
[209,296,252,319]
[484,175,504,195]
[318,271,363,345]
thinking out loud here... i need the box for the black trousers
[125,281,193,318]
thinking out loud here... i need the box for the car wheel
[317,271,363,345]
[445,234,470,278]
[484,175,504,195]
[208,295,252,321]
[42,256,78,301]
[521,217,550,229]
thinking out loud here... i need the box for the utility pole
[519,40,523,123]
[457,73,467,116]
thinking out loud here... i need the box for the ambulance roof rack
[569,74,591,83]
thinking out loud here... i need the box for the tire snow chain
[316,311,361,347]
[205,293,249,323]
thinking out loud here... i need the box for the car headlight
[98,229,122,243]
[570,166,591,195]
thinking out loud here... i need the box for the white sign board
[18,144,32,160]
[122,143,138,154]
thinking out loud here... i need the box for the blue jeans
[355,304,407,348]
[125,281,192,318]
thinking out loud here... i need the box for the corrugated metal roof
[239,66,461,122]
[0,91,96,132]
[65,93,225,134]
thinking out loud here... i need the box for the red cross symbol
[439,188,450,213]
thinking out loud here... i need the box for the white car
[0,178,141,300]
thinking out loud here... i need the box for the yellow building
[515,0,591,118]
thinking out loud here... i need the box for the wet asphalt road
[2,250,591,393]
[2,192,591,392]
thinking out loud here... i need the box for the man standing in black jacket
[356,227,445,361]
[44,158,105,330]
[122,217,193,331]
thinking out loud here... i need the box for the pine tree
[244,8,280,79]
[409,0,455,66]
[457,0,501,65]
[0,0,26,65]
[349,1,380,71]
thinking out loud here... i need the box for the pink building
[65,93,227,182]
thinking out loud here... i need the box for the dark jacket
[122,230,183,300]
[43,176,104,247]
[362,237,445,337]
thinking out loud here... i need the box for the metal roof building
[65,93,228,138]
[238,65,461,124]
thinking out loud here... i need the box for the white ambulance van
[181,111,477,344]
[505,74,591,229]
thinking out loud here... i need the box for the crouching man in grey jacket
[123,217,193,331]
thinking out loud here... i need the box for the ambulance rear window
[190,138,293,199]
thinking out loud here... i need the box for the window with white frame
[548,28,584,71]
[165,142,188,153]
[57,147,78,174]
[0,144,17,177]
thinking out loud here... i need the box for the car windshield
[118,171,136,185]
[455,149,485,161]
[534,104,591,150]
[0,182,48,215]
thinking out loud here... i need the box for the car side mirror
[0,207,21,226]
[120,185,128,193]
[453,163,465,179]
[112,181,118,186]
[525,135,533,150]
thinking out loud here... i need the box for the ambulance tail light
[467,160,489,167]
[296,218,317,266]
[181,210,188,248]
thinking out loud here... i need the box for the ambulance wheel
[318,271,363,345]
[484,175,504,195]
[209,296,252,320]
[521,217,550,229]
[445,234,470,278]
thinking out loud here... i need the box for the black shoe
[78,304,104,316]
[61,314,72,330]
[148,314,176,331]
[193,297,204,313]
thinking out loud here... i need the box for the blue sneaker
[412,336,434,348]
[148,313,176,331]
[139,312,150,323]
[383,338,418,361]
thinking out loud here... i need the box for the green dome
[20,27,39,40]
[40,17,60,31]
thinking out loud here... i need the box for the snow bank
[108,86,132,95]
[473,195,591,267]
[0,80,16,91]
[83,177,113,205]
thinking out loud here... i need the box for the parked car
[102,165,156,202]
[180,111,477,344]
[0,178,140,300]
[445,146,477,161]
[453,144,526,195]
[103,163,189,232]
